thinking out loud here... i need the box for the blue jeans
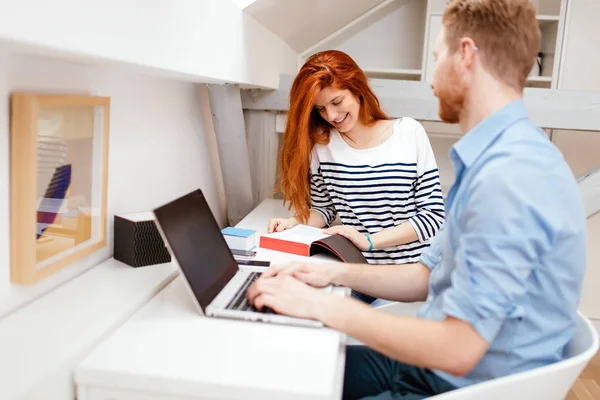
[343,346,457,399]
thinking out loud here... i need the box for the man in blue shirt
[247,0,587,398]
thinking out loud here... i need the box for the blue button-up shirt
[418,99,587,388]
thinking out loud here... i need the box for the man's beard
[435,64,466,124]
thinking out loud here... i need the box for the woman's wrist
[287,217,299,228]
[367,232,381,250]
[364,233,374,251]
[369,222,417,249]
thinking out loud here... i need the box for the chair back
[429,312,599,399]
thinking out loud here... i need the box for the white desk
[74,199,348,400]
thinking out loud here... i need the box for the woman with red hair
[269,50,445,303]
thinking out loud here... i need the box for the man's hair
[443,0,541,91]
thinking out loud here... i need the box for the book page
[262,224,329,245]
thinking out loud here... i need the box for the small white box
[221,227,258,251]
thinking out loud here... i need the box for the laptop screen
[153,189,238,310]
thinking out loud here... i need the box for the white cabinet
[302,0,568,89]
[557,0,600,92]
[533,13,566,88]
[421,0,568,89]
[534,0,564,15]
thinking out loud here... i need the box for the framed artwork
[10,93,110,284]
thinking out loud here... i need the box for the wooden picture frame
[10,93,110,284]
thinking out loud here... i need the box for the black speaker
[113,212,171,267]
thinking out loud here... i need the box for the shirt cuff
[419,248,438,271]
[409,216,429,243]
[440,289,506,343]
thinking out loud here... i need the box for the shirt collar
[451,99,529,168]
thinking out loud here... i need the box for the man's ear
[459,37,478,70]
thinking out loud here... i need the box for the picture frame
[10,93,110,284]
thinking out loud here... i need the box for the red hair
[277,50,389,222]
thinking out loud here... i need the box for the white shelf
[534,0,563,17]
[364,68,422,80]
[527,76,553,88]
[537,15,560,27]
[528,76,553,82]
[537,15,560,21]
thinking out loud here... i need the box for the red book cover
[259,225,326,256]
[259,225,368,264]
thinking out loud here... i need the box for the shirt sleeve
[439,158,558,343]
[309,151,337,226]
[408,122,446,243]
[419,226,446,271]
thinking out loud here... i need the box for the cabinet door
[423,14,443,83]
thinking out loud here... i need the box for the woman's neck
[340,119,393,149]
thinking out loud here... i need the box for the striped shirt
[310,117,445,264]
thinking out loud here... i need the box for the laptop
[153,188,326,328]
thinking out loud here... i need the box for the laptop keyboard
[225,272,274,314]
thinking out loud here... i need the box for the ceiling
[243,0,386,53]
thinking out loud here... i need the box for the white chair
[374,303,599,400]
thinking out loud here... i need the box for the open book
[259,225,368,264]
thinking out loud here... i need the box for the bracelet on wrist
[365,234,373,251]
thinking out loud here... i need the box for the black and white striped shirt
[310,118,445,264]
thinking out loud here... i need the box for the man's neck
[460,79,523,133]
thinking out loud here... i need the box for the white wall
[245,0,385,54]
[0,0,298,90]
[0,49,227,397]
[320,0,426,70]
[0,48,227,309]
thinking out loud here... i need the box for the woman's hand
[324,225,371,251]
[268,217,298,233]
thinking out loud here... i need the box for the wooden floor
[566,351,600,399]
